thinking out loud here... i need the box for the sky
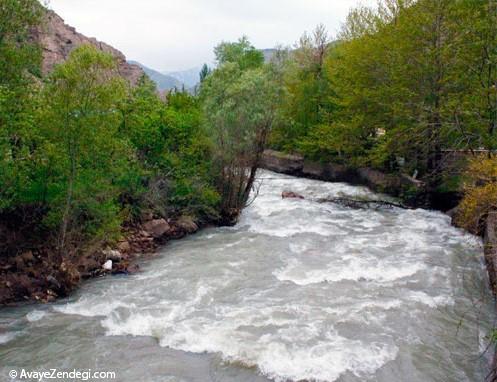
[45,0,373,73]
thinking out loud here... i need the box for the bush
[456,157,497,233]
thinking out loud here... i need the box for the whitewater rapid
[0,171,493,381]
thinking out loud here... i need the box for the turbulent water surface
[0,171,494,382]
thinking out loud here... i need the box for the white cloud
[45,0,374,72]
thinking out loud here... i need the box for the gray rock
[143,219,170,238]
[176,216,198,234]
[32,10,144,85]
[102,249,123,262]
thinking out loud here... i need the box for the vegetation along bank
[0,1,280,304]
[1,2,497,357]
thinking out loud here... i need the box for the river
[0,171,494,382]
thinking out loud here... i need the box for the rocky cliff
[33,10,144,85]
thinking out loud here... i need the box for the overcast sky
[45,0,373,73]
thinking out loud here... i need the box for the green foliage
[199,64,211,83]
[0,20,220,256]
[0,0,42,85]
[270,0,497,189]
[269,26,333,152]
[201,38,282,220]
[37,45,130,248]
[456,157,497,233]
[0,0,43,212]
[121,77,220,219]
[214,36,264,71]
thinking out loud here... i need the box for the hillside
[32,10,144,85]
[129,61,184,91]
[165,67,202,89]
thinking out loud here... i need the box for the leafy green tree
[271,0,496,195]
[449,0,497,151]
[38,45,129,254]
[0,0,43,211]
[269,25,334,152]
[199,63,211,83]
[201,38,281,222]
[214,36,264,71]
[120,76,219,219]
[0,0,42,84]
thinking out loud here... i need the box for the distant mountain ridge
[32,13,281,92]
[164,67,202,89]
[133,49,278,92]
[162,49,277,90]
[261,49,277,62]
[128,61,184,91]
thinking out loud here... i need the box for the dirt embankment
[0,214,204,305]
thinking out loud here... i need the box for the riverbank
[262,150,457,211]
[0,214,209,305]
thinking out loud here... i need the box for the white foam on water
[26,310,47,322]
[54,297,133,317]
[101,307,399,382]
[274,257,426,285]
[406,291,454,308]
[0,331,20,344]
[46,170,489,382]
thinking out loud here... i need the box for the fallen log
[314,197,413,210]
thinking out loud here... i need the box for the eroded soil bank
[0,214,208,305]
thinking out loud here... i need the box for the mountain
[32,10,144,85]
[165,67,202,89]
[162,49,278,89]
[261,49,277,63]
[129,61,184,92]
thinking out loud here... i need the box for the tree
[0,0,43,211]
[269,25,334,152]
[38,45,129,255]
[120,75,219,219]
[449,0,497,151]
[0,0,42,85]
[201,38,281,222]
[214,36,264,71]
[199,63,211,83]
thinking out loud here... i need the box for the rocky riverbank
[0,214,205,305]
[262,149,455,210]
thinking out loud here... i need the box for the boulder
[139,230,151,238]
[175,216,199,234]
[112,262,140,275]
[102,249,123,262]
[46,275,61,289]
[261,150,304,175]
[282,191,305,199]
[117,241,131,253]
[102,260,113,271]
[142,219,170,238]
